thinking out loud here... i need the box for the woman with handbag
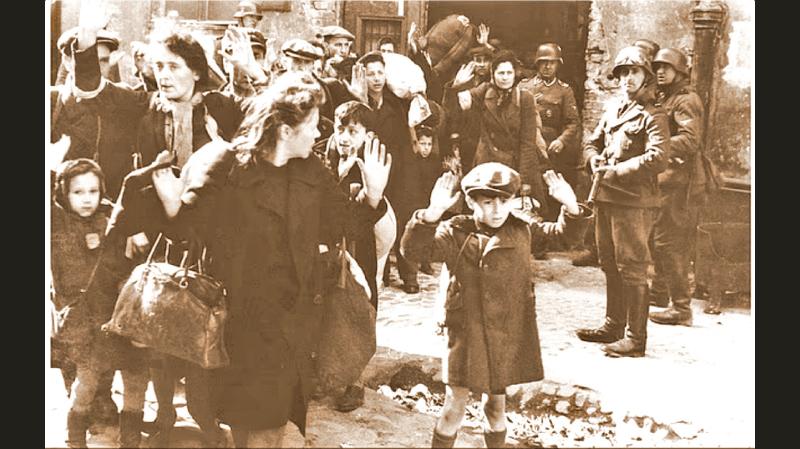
[50,159,149,448]
[148,71,392,447]
[69,4,268,445]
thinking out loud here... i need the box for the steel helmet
[535,43,563,65]
[653,48,689,77]
[612,46,654,79]
[234,0,263,19]
[633,39,660,62]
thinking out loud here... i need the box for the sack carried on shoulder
[315,240,377,393]
[103,234,230,369]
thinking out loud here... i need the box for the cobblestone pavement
[45,251,754,447]
[377,251,755,447]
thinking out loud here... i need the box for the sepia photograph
[45,0,754,447]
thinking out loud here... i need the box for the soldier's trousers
[595,202,657,287]
[651,187,704,302]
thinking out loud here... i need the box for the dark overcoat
[400,207,589,392]
[162,142,387,434]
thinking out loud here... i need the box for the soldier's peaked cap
[461,163,521,198]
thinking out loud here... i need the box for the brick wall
[581,0,752,181]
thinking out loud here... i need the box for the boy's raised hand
[423,172,462,223]
[356,134,391,208]
[543,170,580,215]
[346,62,368,104]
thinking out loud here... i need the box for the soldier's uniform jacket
[519,75,580,154]
[655,79,708,194]
[584,97,671,208]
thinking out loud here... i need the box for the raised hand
[407,21,419,52]
[477,23,491,46]
[77,0,111,50]
[356,134,392,208]
[346,62,368,103]
[219,27,265,82]
[453,61,476,88]
[79,0,110,33]
[423,172,462,223]
[543,170,579,215]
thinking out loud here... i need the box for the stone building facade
[49,0,752,181]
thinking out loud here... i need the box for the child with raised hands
[400,163,591,448]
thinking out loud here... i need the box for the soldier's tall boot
[576,272,626,343]
[118,411,143,448]
[66,409,90,448]
[650,296,693,326]
[604,284,649,357]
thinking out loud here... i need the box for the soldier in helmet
[575,46,670,358]
[633,39,661,63]
[233,0,263,29]
[648,48,707,324]
[519,43,581,219]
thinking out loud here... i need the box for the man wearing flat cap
[280,38,358,150]
[320,25,357,81]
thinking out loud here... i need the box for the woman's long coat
[156,142,387,434]
[462,82,550,212]
[400,207,589,392]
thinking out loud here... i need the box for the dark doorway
[426,0,591,110]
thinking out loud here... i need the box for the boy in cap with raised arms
[401,163,591,448]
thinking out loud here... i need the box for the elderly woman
[575,46,670,358]
[146,71,392,447]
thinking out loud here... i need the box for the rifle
[587,156,614,207]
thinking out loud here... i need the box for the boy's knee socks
[431,428,458,448]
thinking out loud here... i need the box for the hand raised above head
[356,134,392,207]
[423,172,462,223]
[453,62,476,88]
[79,0,111,33]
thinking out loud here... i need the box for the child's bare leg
[483,393,508,447]
[432,385,470,447]
[483,393,506,431]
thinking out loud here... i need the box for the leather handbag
[102,233,230,369]
[315,237,377,393]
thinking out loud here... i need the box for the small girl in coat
[400,163,590,448]
[50,159,149,448]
